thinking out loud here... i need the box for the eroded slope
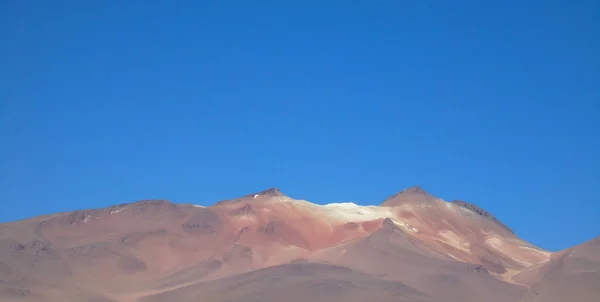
[0,187,576,302]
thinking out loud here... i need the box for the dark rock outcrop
[451,200,514,234]
[230,204,254,216]
[181,209,221,235]
[117,255,147,274]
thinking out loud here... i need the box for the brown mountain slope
[139,263,433,302]
[310,218,526,302]
[0,187,594,302]
[515,235,600,302]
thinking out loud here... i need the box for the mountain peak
[381,217,399,230]
[214,188,286,206]
[255,188,283,197]
[402,186,427,194]
[380,185,437,207]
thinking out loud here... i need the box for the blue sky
[1,0,598,251]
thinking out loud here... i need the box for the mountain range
[1,186,598,302]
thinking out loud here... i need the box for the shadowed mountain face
[0,187,596,302]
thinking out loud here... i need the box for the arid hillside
[0,187,597,302]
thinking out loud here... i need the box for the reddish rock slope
[0,187,595,302]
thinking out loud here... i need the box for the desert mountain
[0,187,597,302]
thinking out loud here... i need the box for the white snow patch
[317,202,395,222]
[401,223,418,232]
[439,230,471,252]
[110,207,125,214]
[486,236,505,249]
[253,194,258,199]
[235,213,256,221]
[507,255,537,267]
[264,197,399,223]
[264,197,399,222]
[268,196,295,203]
[484,238,549,267]
[519,246,552,257]
[519,245,541,252]
[323,202,362,210]
[83,214,91,223]
[191,204,205,208]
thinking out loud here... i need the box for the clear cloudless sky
[1,0,598,251]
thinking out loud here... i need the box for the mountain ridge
[0,186,596,302]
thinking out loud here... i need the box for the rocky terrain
[0,186,597,302]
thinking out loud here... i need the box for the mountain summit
[215,187,286,205]
[253,187,284,197]
[380,185,439,206]
[0,187,596,302]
